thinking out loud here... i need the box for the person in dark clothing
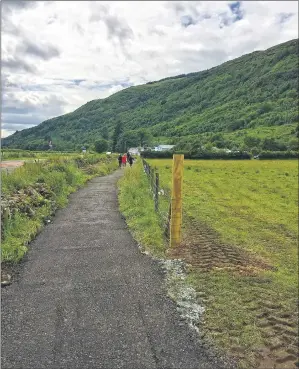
[118,154,122,168]
[127,152,131,162]
[129,155,133,167]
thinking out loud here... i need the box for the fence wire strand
[142,159,171,241]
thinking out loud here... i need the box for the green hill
[2,39,298,152]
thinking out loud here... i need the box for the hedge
[141,150,252,160]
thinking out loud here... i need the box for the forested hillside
[2,39,298,152]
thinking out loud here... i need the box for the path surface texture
[2,170,227,369]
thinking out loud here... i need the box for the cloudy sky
[1,1,298,138]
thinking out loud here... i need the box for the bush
[258,151,298,159]
[141,150,252,160]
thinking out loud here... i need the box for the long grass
[1,154,118,262]
[118,161,166,258]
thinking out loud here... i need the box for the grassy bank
[117,161,166,258]
[1,154,118,263]
[119,158,298,369]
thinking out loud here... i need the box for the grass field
[143,159,298,369]
[1,149,79,161]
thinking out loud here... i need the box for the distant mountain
[2,39,298,152]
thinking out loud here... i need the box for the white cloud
[1,0,298,137]
[1,129,14,138]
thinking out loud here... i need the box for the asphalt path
[1,170,229,369]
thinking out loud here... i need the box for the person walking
[128,155,133,167]
[118,154,122,168]
[122,153,127,167]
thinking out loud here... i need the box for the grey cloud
[2,123,39,132]
[104,15,133,44]
[219,12,233,28]
[181,15,196,28]
[18,40,60,61]
[2,106,30,114]
[2,0,37,11]
[170,2,201,19]
[90,5,133,45]
[1,0,37,35]
[74,23,85,35]
[2,116,41,125]
[47,14,58,25]
[175,47,229,73]
[172,2,186,15]
[89,4,109,22]
[1,16,20,35]
[3,92,67,112]
[2,55,37,73]
[168,2,212,28]
[278,13,294,24]
[2,94,67,133]
[149,27,166,37]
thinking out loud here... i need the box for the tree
[190,137,204,155]
[288,139,299,151]
[137,129,153,147]
[112,122,123,152]
[244,136,261,148]
[204,142,214,151]
[251,147,261,155]
[102,126,109,140]
[262,138,287,151]
[116,130,140,152]
[94,139,108,153]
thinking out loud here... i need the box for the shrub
[258,151,298,159]
[141,150,252,160]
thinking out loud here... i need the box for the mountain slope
[3,39,298,152]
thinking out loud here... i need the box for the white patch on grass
[159,258,205,334]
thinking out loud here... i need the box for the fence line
[142,158,172,241]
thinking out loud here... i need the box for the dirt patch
[0,160,24,168]
[1,261,24,287]
[168,218,274,275]
[167,217,298,369]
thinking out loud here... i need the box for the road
[1,170,229,369]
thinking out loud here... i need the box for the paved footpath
[2,170,227,369]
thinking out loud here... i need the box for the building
[154,145,175,152]
[128,147,141,156]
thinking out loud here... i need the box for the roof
[157,145,175,149]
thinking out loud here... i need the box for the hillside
[2,39,298,152]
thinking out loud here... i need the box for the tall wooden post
[170,154,184,247]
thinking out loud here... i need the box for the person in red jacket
[122,154,127,167]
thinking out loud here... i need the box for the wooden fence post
[170,154,184,248]
[154,172,159,212]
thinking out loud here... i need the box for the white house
[154,145,175,152]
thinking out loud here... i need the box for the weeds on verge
[1,154,118,262]
[118,161,166,258]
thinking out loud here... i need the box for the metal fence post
[170,154,184,248]
[154,172,159,212]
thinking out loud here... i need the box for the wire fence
[142,158,172,241]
